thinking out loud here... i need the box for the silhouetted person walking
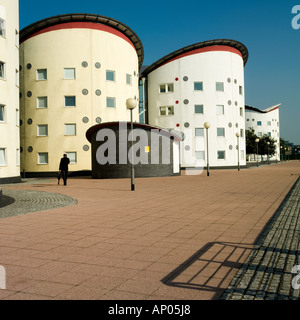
[59,154,70,186]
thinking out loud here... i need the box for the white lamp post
[255,138,260,167]
[204,122,210,176]
[236,132,240,171]
[126,98,137,191]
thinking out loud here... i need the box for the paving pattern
[221,177,300,300]
[0,188,77,219]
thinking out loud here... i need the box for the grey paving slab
[221,177,300,300]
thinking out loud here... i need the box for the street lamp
[280,146,283,162]
[236,132,240,171]
[255,138,260,167]
[126,98,137,191]
[267,141,270,165]
[204,122,210,176]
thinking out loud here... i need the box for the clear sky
[19,0,300,144]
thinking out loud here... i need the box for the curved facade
[0,0,20,183]
[245,104,281,162]
[141,39,248,169]
[19,14,143,175]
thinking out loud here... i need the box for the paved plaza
[0,161,299,300]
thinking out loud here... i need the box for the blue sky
[19,0,300,144]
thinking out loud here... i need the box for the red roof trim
[20,21,136,51]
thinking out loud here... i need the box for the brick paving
[0,161,299,300]
[221,175,300,300]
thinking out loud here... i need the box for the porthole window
[82,61,88,68]
[83,145,90,151]
[96,117,102,124]
[26,63,32,70]
[82,89,89,95]
[95,62,101,69]
[95,89,101,96]
[82,117,89,123]
[183,76,188,81]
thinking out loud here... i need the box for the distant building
[140,39,249,169]
[19,13,143,176]
[245,104,281,161]
[0,0,21,183]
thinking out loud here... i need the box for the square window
[65,96,76,107]
[159,106,167,116]
[216,82,224,92]
[217,128,225,137]
[195,105,204,114]
[167,83,174,92]
[106,70,115,81]
[0,148,6,166]
[64,68,75,79]
[217,151,225,160]
[257,121,262,126]
[216,105,224,115]
[267,121,271,126]
[159,84,166,93]
[65,152,77,164]
[126,74,132,85]
[195,128,204,137]
[0,61,6,79]
[38,153,48,164]
[37,69,47,80]
[167,106,174,115]
[0,19,6,37]
[0,105,5,122]
[195,151,205,160]
[257,132,262,137]
[64,124,76,136]
[37,124,48,136]
[106,97,116,108]
[267,132,271,137]
[37,97,48,109]
[194,82,203,91]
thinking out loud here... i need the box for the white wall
[147,48,246,168]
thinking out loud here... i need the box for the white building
[141,39,248,169]
[245,104,281,162]
[19,13,143,176]
[0,0,20,183]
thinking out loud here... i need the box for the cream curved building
[19,13,143,176]
[141,39,248,169]
[0,0,20,183]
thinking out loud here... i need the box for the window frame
[37,96,48,109]
[159,105,174,116]
[194,104,204,114]
[64,68,76,80]
[37,124,48,137]
[0,19,6,38]
[159,83,174,94]
[195,128,204,137]
[36,69,47,81]
[38,152,49,165]
[0,104,5,122]
[216,82,224,92]
[217,128,225,137]
[64,123,77,136]
[64,96,76,108]
[216,105,224,115]
[0,61,6,80]
[106,97,116,108]
[65,152,77,164]
[217,150,226,160]
[194,82,203,91]
[0,148,6,166]
[106,70,115,82]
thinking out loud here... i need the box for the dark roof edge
[19,13,144,70]
[245,104,281,114]
[141,39,248,77]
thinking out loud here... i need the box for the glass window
[0,19,5,37]
[38,153,48,164]
[257,132,262,137]
[194,82,203,91]
[159,106,174,116]
[64,68,75,79]
[195,151,205,160]
[37,69,47,80]
[65,96,76,107]
[160,106,166,116]
[217,151,225,160]
[66,152,77,164]
[217,105,224,115]
[0,148,6,166]
[64,124,76,136]
[216,82,224,92]
[257,121,262,126]
[126,74,132,85]
[37,125,48,136]
[267,121,271,126]
[159,83,174,93]
[195,128,204,137]
[0,61,5,79]
[240,107,243,116]
[106,70,115,81]
[194,105,204,114]
[240,129,244,138]
[217,128,225,137]
[37,97,48,109]
[239,86,243,95]
[0,105,5,122]
[106,97,116,108]
[267,132,271,137]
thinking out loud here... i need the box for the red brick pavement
[0,161,299,300]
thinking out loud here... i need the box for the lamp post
[236,132,240,171]
[267,141,270,165]
[255,138,260,167]
[126,98,137,191]
[204,122,210,176]
[280,146,283,162]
